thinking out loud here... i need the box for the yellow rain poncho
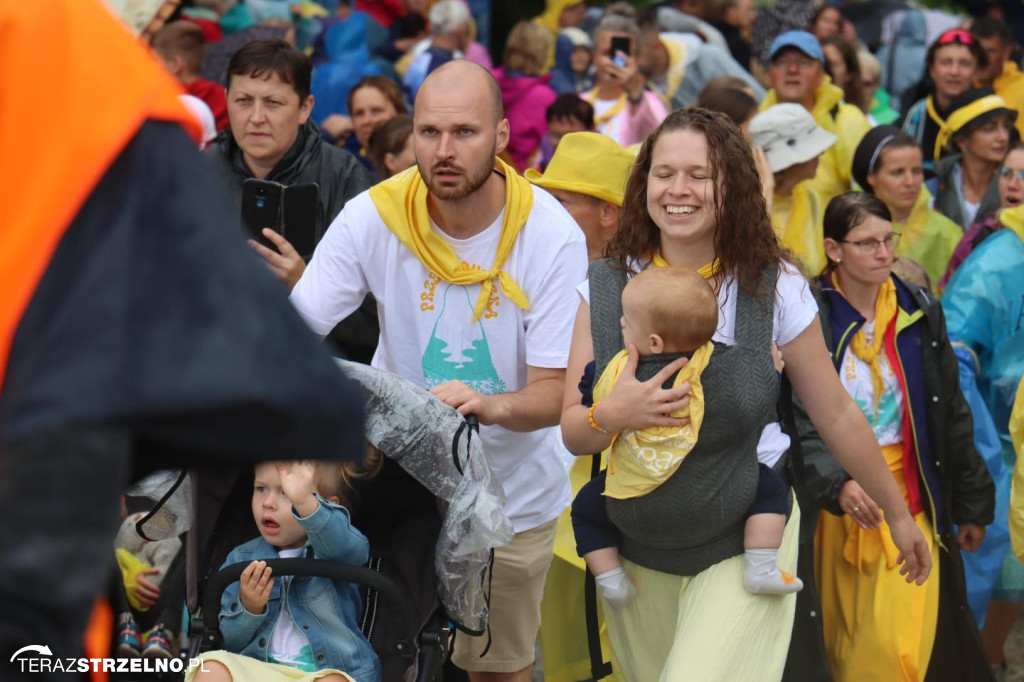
[892,186,962,293]
[534,0,585,73]
[773,181,826,276]
[761,76,872,207]
[1010,377,1024,563]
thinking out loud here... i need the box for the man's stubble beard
[420,144,497,202]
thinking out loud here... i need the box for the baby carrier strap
[588,258,629,377]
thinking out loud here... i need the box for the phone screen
[610,36,631,66]
[282,184,319,260]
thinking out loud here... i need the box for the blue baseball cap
[769,31,825,64]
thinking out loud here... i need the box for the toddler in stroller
[188,458,382,682]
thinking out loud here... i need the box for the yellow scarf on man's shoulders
[595,343,714,499]
[368,157,533,322]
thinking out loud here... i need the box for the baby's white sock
[742,549,803,595]
[594,567,637,608]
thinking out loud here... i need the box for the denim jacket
[219,495,381,682]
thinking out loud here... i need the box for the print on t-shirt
[421,267,505,394]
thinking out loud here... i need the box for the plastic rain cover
[336,359,515,634]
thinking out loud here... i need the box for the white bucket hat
[749,103,837,174]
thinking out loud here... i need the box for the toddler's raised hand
[239,560,273,614]
[276,460,318,517]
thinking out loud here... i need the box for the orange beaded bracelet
[588,402,609,434]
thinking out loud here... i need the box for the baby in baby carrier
[571,267,803,606]
[188,454,382,682]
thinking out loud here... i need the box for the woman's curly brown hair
[606,107,787,295]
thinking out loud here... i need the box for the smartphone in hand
[241,179,285,251]
[610,36,631,68]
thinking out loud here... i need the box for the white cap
[179,94,218,151]
[748,103,837,173]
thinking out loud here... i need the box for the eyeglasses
[998,166,1024,182]
[936,29,975,46]
[841,233,901,253]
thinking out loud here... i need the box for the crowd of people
[5,0,1024,681]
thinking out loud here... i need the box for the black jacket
[206,121,378,361]
[933,154,1002,230]
[794,274,994,681]
[206,119,373,246]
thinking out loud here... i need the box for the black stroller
[151,361,513,682]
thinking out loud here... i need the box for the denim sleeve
[294,494,370,565]
[217,549,267,652]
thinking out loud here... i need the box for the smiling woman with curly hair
[559,107,933,680]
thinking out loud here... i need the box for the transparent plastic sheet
[336,360,515,633]
[124,469,193,541]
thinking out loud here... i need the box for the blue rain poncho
[942,228,1024,459]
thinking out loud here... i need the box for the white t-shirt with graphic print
[290,185,589,532]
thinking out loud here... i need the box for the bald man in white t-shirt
[271,60,588,682]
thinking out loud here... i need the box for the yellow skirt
[602,499,800,681]
[184,650,355,682]
[815,443,941,682]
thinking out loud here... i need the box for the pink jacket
[493,68,558,173]
[584,88,668,148]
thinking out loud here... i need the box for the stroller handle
[202,558,417,656]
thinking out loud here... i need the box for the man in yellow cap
[527,131,636,261]
[526,131,634,682]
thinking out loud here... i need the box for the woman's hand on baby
[239,560,274,614]
[838,480,883,529]
[598,344,692,432]
[888,512,932,585]
[276,461,319,517]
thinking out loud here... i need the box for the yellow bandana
[1000,204,1024,243]
[584,89,627,127]
[595,343,714,499]
[831,272,898,421]
[368,157,533,322]
[650,252,720,279]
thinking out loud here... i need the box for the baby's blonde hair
[623,267,719,351]
[314,444,384,506]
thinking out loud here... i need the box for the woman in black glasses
[799,191,994,681]
[851,125,963,292]
[942,140,1024,285]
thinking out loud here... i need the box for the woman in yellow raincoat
[852,125,962,292]
[749,103,837,276]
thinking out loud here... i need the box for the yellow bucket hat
[526,132,637,207]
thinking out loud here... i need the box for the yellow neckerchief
[934,93,1009,159]
[368,157,533,322]
[1000,204,1024,243]
[775,182,826,276]
[831,272,898,421]
[584,88,628,127]
[650,252,720,279]
[595,342,715,499]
